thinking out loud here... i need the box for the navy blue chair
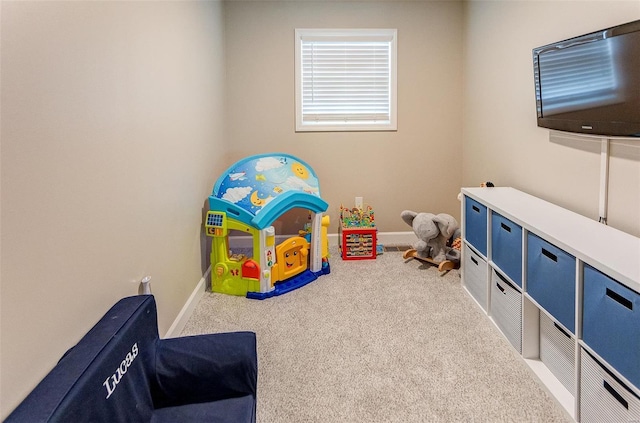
[5,295,257,422]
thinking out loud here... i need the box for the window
[295,29,397,132]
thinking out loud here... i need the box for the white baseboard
[369,231,417,246]
[164,266,211,338]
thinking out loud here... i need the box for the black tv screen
[533,20,640,138]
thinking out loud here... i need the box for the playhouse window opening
[228,229,254,258]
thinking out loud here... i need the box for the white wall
[224,1,465,234]
[0,1,227,417]
[462,1,640,237]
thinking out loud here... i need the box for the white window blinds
[295,29,397,132]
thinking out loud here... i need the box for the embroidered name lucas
[102,343,139,399]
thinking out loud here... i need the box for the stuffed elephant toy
[401,210,460,263]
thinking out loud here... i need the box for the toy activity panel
[338,205,377,260]
[206,153,330,299]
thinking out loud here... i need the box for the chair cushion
[152,332,258,408]
[151,395,256,423]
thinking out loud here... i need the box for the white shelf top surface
[462,187,640,293]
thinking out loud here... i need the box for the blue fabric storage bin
[491,213,522,287]
[526,233,576,333]
[464,196,487,256]
[583,264,640,389]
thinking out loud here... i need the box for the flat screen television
[533,19,640,138]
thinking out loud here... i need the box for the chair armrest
[152,331,257,409]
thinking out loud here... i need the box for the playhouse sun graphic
[221,156,320,214]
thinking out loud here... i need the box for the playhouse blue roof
[209,153,328,229]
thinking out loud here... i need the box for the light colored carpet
[181,247,572,423]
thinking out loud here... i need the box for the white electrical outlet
[355,196,363,209]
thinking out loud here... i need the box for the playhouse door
[274,236,309,282]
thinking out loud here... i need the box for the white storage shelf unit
[461,187,640,422]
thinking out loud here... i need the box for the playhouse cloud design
[285,176,318,194]
[255,156,283,172]
[222,186,252,203]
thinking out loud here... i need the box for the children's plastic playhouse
[205,153,330,299]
